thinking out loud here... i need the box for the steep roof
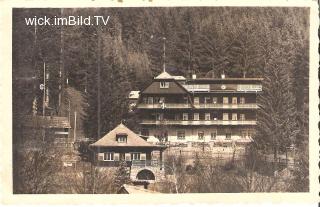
[22,115,71,128]
[90,123,159,148]
[141,80,189,94]
[154,71,174,80]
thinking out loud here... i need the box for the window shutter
[98,153,104,161]
[140,153,146,160]
[114,153,120,161]
[125,153,131,161]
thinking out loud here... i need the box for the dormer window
[160,81,169,88]
[116,133,127,143]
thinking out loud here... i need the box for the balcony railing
[137,103,191,109]
[140,120,257,126]
[137,103,258,109]
[194,103,258,109]
[131,160,160,167]
[96,160,160,167]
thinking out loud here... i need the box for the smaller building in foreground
[89,123,167,182]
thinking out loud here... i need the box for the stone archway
[136,169,156,181]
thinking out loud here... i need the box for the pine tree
[82,23,131,139]
[255,50,299,160]
[114,160,131,190]
[171,8,202,77]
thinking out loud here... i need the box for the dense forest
[12,7,309,192]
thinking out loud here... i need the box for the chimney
[192,74,197,79]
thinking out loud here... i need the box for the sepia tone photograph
[12,6,310,195]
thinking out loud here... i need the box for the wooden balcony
[131,160,160,167]
[140,120,257,126]
[194,103,258,109]
[137,103,258,109]
[95,160,160,167]
[137,103,192,109]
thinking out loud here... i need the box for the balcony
[137,103,258,109]
[194,103,258,109]
[96,160,160,167]
[131,160,160,167]
[137,103,191,109]
[140,120,257,126]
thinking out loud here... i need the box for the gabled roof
[90,123,159,148]
[154,71,174,80]
[154,71,186,81]
[22,115,71,128]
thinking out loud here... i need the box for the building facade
[135,71,262,145]
[89,123,166,182]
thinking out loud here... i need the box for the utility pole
[97,28,102,140]
[42,62,46,117]
[74,111,77,142]
[187,31,192,77]
[163,37,166,72]
[68,99,71,122]
[93,26,102,195]
[58,8,65,111]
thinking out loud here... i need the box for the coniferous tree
[114,160,131,190]
[255,50,299,159]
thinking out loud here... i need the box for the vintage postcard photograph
[1,0,319,205]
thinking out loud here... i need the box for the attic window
[160,81,169,88]
[116,133,127,143]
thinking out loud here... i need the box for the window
[120,153,125,161]
[154,97,160,103]
[226,133,231,140]
[198,131,204,140]
[232,97,237,104]
[131,153,141,160]
[194,97,199,104]
[204,97,210,104]
[223,97,229,104]
[141,128,149,136]
[104,152,114,161]
[205,113,211,120]
[159,97,165,103]
[223,113,229,120]
[183,96,188,104]
[117,135,127,143]
[156,113,164,121]
[232,113,238,121]
[212,97,218,104]
[143,97,148,104]
[183,113,189,121]
[194,113,199,120]
[240,97,245,104]
[147,97,153,104]
[213,112,218,120]
[241,130,247,139]
[160,81,169,88]
[240,114,245,121]
[174,114,180,120]
[211,130,217,140]
[177,131,185,140]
